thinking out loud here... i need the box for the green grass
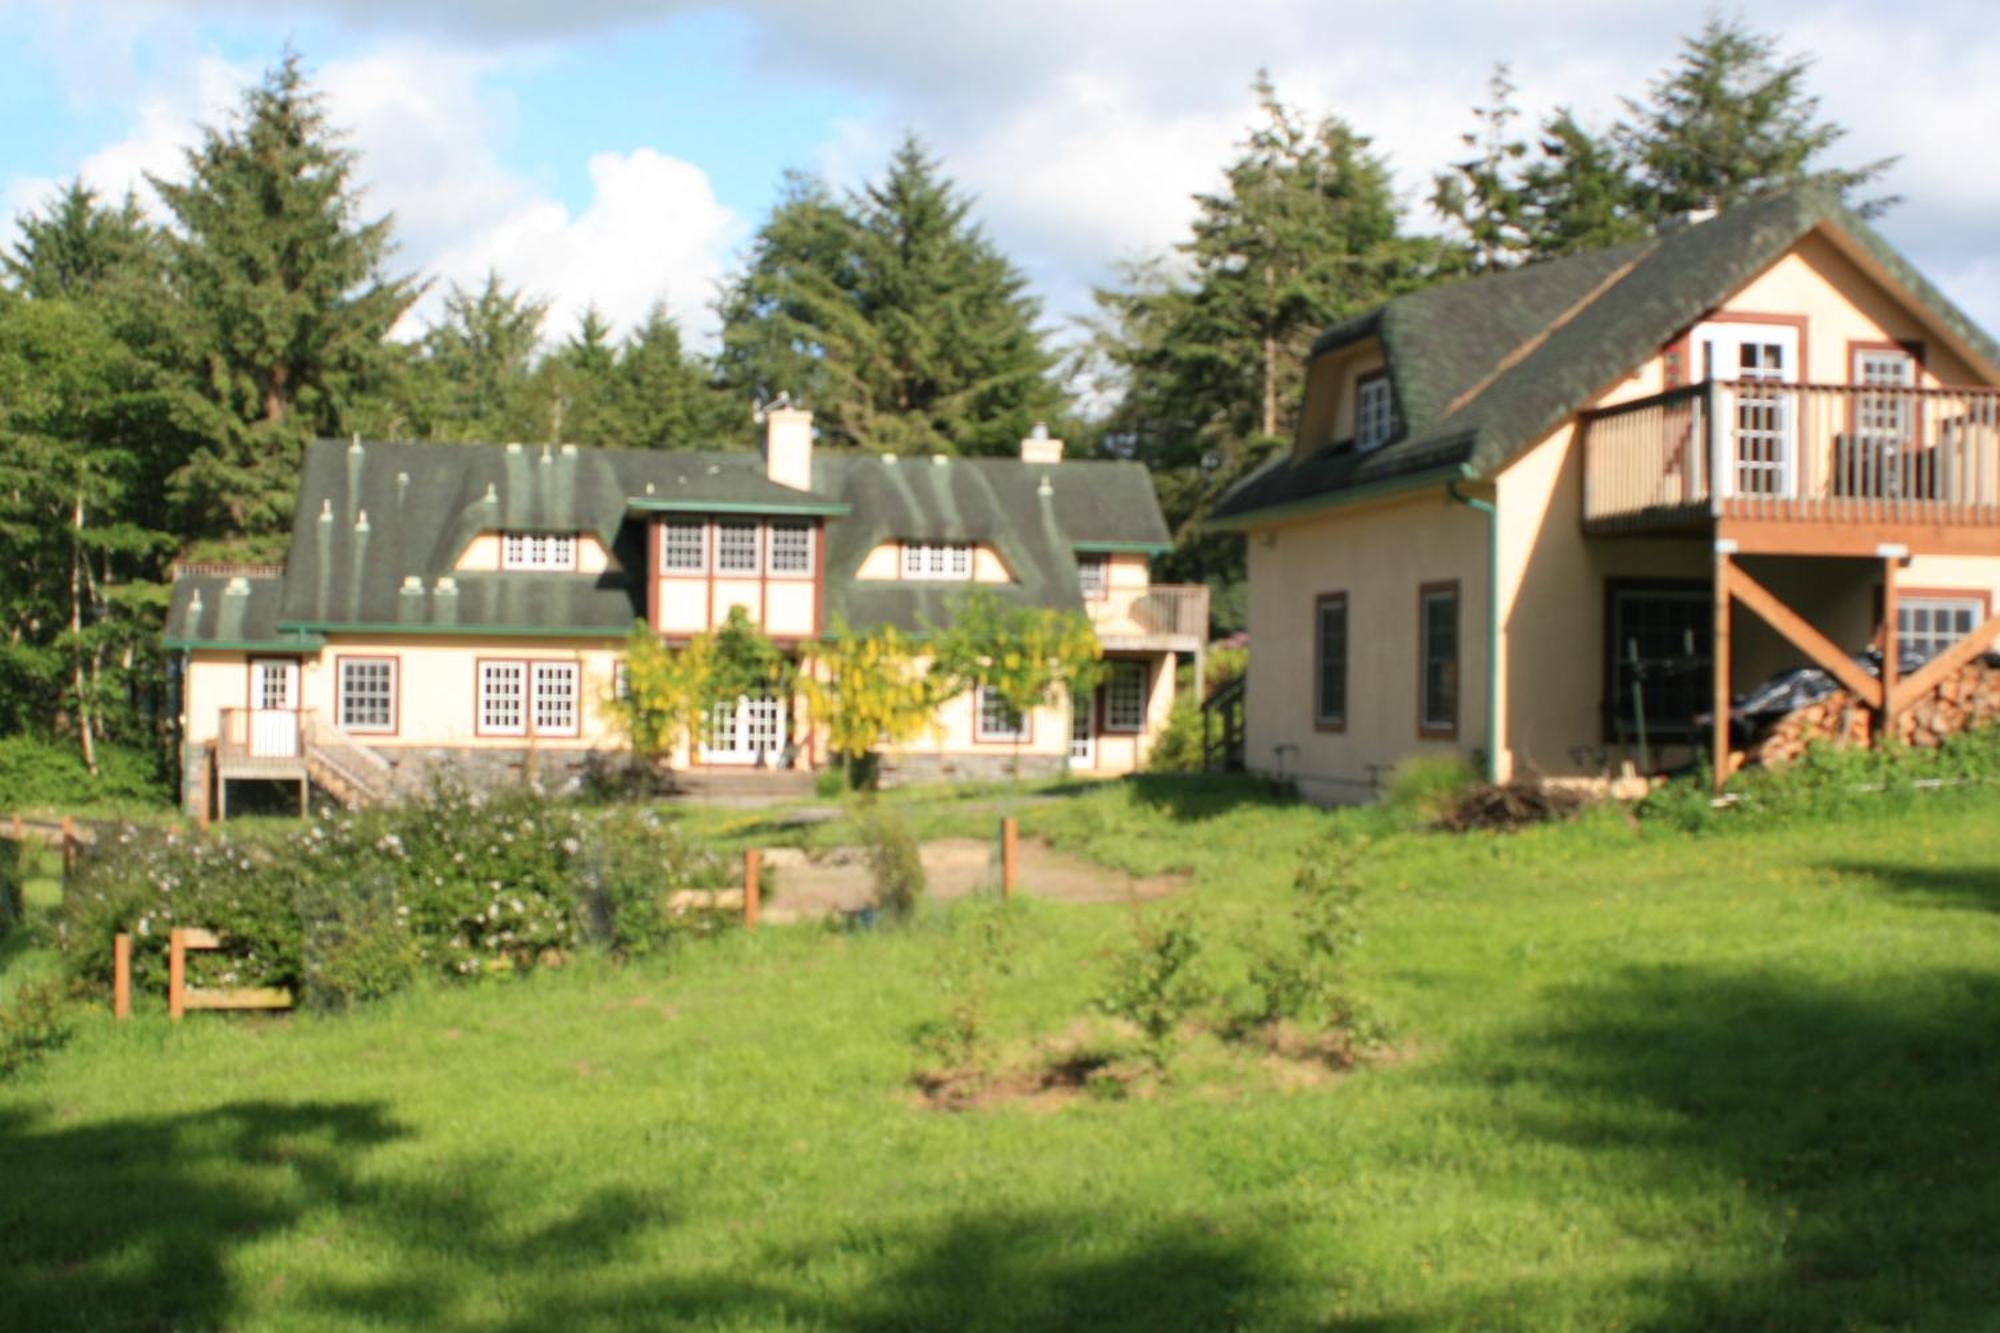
[5,778,2000,1329]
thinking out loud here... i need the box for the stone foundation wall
[878,752,1066,787]
[182,742,209,817]
[369,746,614,799]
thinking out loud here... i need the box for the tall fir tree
[719,139,1064,455]
[405,270,548,443]
[541,306,621,446]
[613,303,743,449]
[1091,76,1433,623]
[151,51,420,554]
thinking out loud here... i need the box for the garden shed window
[1104,660,1148,732]
[337,657,397,733]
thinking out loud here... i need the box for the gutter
[1447,474,1502,784]
[1205,462,1464,534]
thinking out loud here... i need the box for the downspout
[1447,477,1501,784]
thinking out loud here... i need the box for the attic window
[503,533,577,571]
[1077,553,1108,600]
[902,542,972,581]
[1355,372,1394,452]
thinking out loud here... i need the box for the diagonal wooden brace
[1891,610,2000,715]
[1724,563,1884,709]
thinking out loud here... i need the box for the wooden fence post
[1001,817,1018,899]
[114,933,131,1021]
[168,928,187,1022]
[743,849,760,932]
[60,816,75,880]
[9,813,20,842]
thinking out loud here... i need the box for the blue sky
[4,1,1996,351]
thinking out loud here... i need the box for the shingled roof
[163,440,1169,646]
[1212,188,2000,527]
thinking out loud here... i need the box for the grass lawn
[4,778,1999,1330]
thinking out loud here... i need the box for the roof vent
[540,446,553,465]
[1020,424,1065,465]
[882,454,898,466]
[188,590,203,614]
[434,577,458,594]
[396,471,410,501]
[645,482,656,495]
[560,443,578,456]
[706,464,720,475]
[483,483,497,504]
[1037,475,1054,497]
[225,577,249,595]
[348,434,363,455]
[319,500,333,522]
[400,575,423,595]
[354,510,370,532]
[932,454,949,466]
[505,442,523,454]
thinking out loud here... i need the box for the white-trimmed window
[1855,347,1917,448]
[1420,582,1460,738]
[769,520,813,576]
[1897,595,1985,665]
[976,685,1026,741]
[661,518,706,572]
[716,520,760,573]
[478,661,528,736]
[1355,373,1395,451]
[1104,659,1148,732]
[337,657,397,733]
[1077,553,1109,600]
[502,532,577,571]
[532,662,580,736]
[903,541,973,581]
[1315,594,1347,729]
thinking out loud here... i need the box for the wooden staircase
[302,716,396,808]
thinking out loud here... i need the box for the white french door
[249,658,300,758]
[1068,690,1096,769]
[1699,322,1801,499]
[699,695,787,766]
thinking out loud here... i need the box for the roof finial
[355,510,370,532]
[320,499,333,522]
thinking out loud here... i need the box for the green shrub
[0,737,167,811]
[0,977,76,1078]
[857,803,926,921]
[1143,646,1248,775]
[1240,838,1379,1056]
[571,805,733,958]
[814,767,846,800]
[1383,754,1479,825]
[1096,906,1210,1074]
[911,898,1014,1076]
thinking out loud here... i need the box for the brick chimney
[761,399,813,491]
[1019,421,1064,464]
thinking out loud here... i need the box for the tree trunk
[70,486,97,777]
[1261,332,1279,438]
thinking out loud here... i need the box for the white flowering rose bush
[61,777,735,1009]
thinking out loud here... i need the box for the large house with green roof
[165,409,1203,817]
[1212,188,2000,802]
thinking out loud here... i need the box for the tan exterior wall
[1295,338,1387,456]
[1244,487,1490,803]
[1083,554,1163,636]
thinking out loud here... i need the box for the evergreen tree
[720,139,1064,455]
[614,303,743,449]
[541,306,620,445]
[151,51,420,552]
[5,181,164,301]
[407,270,548,442]
[1091,76,1432,622]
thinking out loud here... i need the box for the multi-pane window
[1855,348,1917,449]
[1315,594,1347,728]
[661,518,706,572]
[769,520,813,575]
[902,542,973,580]
[1419,583,1459,737]
[976,685,1026,741]
[478,660,579,737]
[716,520,760,573]
[1355,373,1395,451]
[532,662,580,736]
[502,532,577,570]
[1104,660,1148,732]
[1077,553,1109,599]
[613,660,630,700]
[1897,596,1984,665]
[338,658,397,733]
[1608,584,1712,739]
[478,661,528,736]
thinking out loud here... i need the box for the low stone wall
[879,752,1066,787]
[369,746,614,798]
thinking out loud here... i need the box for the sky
[2,0,1996,354]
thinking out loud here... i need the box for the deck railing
[1582,380,2000,529]
[1126,584,1210,640]
[215,707,305,763]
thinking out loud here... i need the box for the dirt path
[760,837,1184,922]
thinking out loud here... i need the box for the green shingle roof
[165,574,319,651]
[165,439,1169,645]
[1213,188,2000,527]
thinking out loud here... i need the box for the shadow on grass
[1123,773,1303,823]
[1443,964,2000,1328]
[0,1096,1357,1331]
[1825,860,2000,914]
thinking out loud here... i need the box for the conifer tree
[614,304,742,449]
[407,270,548,443]
[151,51,419,552]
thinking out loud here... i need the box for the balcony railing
[1582,380,2000,530]
[1090,583,1209,642]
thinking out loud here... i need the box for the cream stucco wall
[1244,487,1490,803]
[1084,554,1164,636]
[454,532,614,574]
[854,541,1014,583]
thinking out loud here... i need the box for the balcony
[1089,583,1210,649]
[1582,381,2000,554]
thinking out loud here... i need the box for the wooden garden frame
[167,927,294,1021]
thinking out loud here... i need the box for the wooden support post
[743,849,760,932]
[113,933,131,1021]
[168,927,187,1022]
[1880,554,1901,746]
[1001,817,1018,898]
[1712,546,1734,795]
[60,815,74,879]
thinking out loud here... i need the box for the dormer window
[1077,553,1108,599]
[902,541,972,581]
[503,533,576,571]
[1355,372,1394,452]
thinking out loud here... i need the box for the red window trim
[334,654,400,736]
[1417,579,1461,742]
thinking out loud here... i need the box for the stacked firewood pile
[1748,657,2000,767]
